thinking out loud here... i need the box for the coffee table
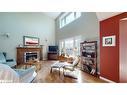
[50,61,65,75]
[23,61,42,72]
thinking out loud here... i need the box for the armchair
[63,56,80,77]
[0,52,16,67]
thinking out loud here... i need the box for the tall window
[59,12,81,28]
[65,38,74,56]
[59,36,81,57]
[74,38,81,56]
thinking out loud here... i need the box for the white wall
[55,12,100,73]
[55,12,99,42]
[0,13,55,60]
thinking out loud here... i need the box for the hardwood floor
[32,61,108,83]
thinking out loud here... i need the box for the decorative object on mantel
[23,36,39,46]
[18,44,23,47]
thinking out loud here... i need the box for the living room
[0,12,127,83]
[1,1,127,95]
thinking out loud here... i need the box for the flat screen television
[49,46,58,52]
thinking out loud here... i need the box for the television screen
[49,46,58,52]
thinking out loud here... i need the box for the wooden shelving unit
[80,41,97,76]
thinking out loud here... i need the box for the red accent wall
[100,12,127,82]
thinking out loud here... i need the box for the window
[59,41,64,54]
[75,12,81,18]
[74,38,81,56]
[59,36,81,57]
[59,12,81,28]
[65,38,74,56]
[66,13,75,25]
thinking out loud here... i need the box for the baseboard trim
[100,76,116,83]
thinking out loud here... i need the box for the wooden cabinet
[48,52,58,60]
[17,47,43,65]
[80,41,97,76]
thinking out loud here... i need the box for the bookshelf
[80,41,97,76]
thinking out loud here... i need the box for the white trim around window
[59,12,81,28]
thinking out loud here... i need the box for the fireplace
[17,47,43,65]
[24,52,40,62]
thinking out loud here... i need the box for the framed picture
[23,36,39,46]
[103,35,116,46]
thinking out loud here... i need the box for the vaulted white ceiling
[43,12,123,21]
[96,12,123,21]
[43,12,61,19]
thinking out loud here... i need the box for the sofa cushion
[0,53,6,63]
[5,61,16,67]
[0,64,19,83]
[14,66,36,83]
[0,63,36,83]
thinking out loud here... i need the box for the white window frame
[59,12,81,28]
[59,36,81,56]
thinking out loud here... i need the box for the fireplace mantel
[16,47,43,65]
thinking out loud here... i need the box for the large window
[59,36,81,57]
[65,38,74,56]
[59,12,81,28]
